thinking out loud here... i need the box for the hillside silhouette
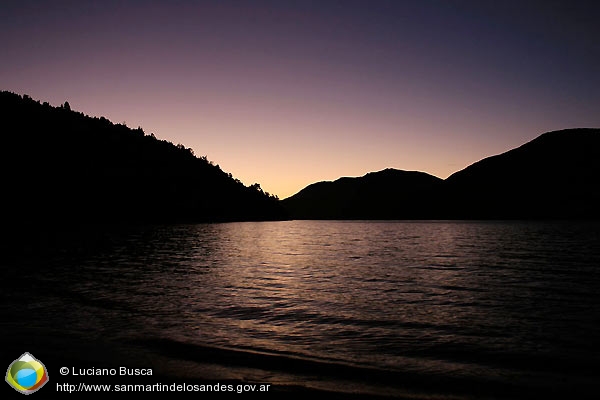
[281,169,444,219]
[283,128,600,220]
[444,128,600,219]
[1,91,288,225]
[4,90,598,223]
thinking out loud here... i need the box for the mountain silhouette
[444,128,600,219]
[283,128,600,220]
[1,91,288,225]
[281,169,444,219]
[4,90,598,223]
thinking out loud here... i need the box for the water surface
[4,220,600,398]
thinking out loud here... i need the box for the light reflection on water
[5,220,600,397]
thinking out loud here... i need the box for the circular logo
[6,352,49,394]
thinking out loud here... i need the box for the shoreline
[5,328,596,399]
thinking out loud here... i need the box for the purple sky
[2,0,599,199]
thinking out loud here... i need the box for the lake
[3,220,600,398]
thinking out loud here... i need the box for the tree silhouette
[1,90,289,224]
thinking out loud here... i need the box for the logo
[6,352,49,394]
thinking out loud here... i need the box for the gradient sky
[2,0,599,199]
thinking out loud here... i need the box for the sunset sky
[2,0,599,199]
